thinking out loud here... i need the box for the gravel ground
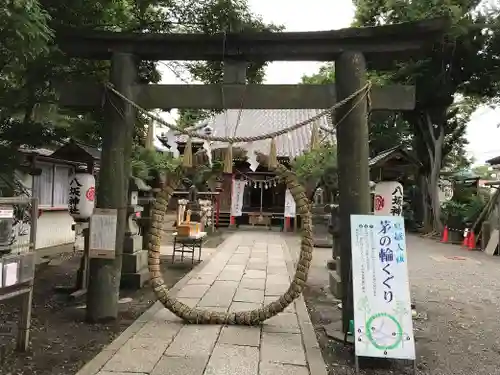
[286,233,500,375]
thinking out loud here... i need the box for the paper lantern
[68,173,96,220]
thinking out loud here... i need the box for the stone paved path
[77,232,327,375]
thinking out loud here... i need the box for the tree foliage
[291,143,338,199]
[352,0,500,232]
[1,0,279,180]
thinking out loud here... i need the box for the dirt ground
[287,234,500,375]
[0,251,195,375]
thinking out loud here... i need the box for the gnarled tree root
[147,153,313,325]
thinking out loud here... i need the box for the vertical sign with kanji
[373,182,404,216]
[350,214,415,360]
[68,173,96,220]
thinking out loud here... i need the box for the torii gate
[54,18,447,330]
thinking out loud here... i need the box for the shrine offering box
[177,222,201,237]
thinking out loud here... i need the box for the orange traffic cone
[441,226,449,243]
[468,231,476,250]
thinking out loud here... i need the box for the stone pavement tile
[229,302,262,312]
[235,246,252,254]
[240,277,265,290]
[259,362,309,375]
[265,283,289,296]
[267,259,287,268]
[97,372,148,375]
[260,332,306,366]
[136,320,183,341]
[234,287,264,304]
[250,252,267,259]
[151,356,209,375]
[264,296,295,313]
[228,254,250,265]
[176,284,211,298]
[165,325,221,357]
[187,274,218,285]
[244,269,266,279]
[262,313,300,334]
[198,281,238,307]
[102,337,170,373]
[246,262,267,271]
[218,325,261,347]
[266,266,288,275]
[218,265,245,281]
[267,274,290,284]
[204,344,259,375]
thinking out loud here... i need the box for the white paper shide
[230,180,245,217]
[350,215,415,360]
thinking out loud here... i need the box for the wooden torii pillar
[54,18,448,325]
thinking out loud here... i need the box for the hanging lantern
[68,173,96,220]
[273,181,277,187]
[254,182,257,188]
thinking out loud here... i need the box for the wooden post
[335,51,371,333]
[224,60,247,228]
[86,52,137,322]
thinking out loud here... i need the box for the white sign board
[374,181,404,216]
[230,180,245,217]
[0,207,14,219]
[284,189,296,218]
[89,208,118,259]
[351,215,415,360]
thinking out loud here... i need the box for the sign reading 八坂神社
[373,181,404,216]
[350,215,415,360]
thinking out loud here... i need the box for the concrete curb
[75,240,226,375]
[282,238,328,375]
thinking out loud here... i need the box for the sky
[157,0,500,165]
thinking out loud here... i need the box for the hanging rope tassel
[182,138,193,168]
[269,138,278,168]
[223,143,233,174]
[310,122,320,150]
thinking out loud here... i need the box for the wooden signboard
[89,208,118,259]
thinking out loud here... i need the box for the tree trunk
[423,112,445,234]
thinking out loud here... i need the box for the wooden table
[172,232,207,264]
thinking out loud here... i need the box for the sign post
[350,214,416,373]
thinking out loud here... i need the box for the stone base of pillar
[329,270,343,299]
[121,234,150,289]
[120,268,150,289]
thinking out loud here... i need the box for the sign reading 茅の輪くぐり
[350,214,415,360]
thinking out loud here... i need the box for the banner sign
[284,189,296,218]
[230,180,245,217]
[350,214,415,360]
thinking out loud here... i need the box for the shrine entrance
[54,18,448,330]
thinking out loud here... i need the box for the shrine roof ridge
[55,17,449,65]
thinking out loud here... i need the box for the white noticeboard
[373,181,404,216]
[230,180,245,217]
[89,208,118,259]
[350,214,415,360]
[284,189,296,218]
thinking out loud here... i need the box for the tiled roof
[179,109,335,158]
